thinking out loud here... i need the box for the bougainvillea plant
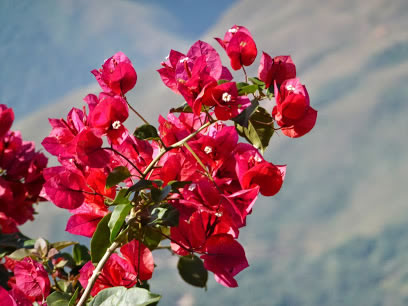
[0,25,317,305]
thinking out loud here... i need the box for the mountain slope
[15,0,408,305]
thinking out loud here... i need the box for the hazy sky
[0,0,236,118]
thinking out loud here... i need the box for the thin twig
[123,96,150,125]
[102,147,143,176]
[76,241,120,306]
[242,65,248,83]
[142,120,215,178]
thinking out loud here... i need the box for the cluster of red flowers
[1,256,50,305]
[9,24,317,303]
[0,105,48,234]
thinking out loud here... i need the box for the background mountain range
[3,0,408,305]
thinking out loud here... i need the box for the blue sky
[0,0,236,118]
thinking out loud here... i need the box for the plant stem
[78,120,217,303]
[102,146,143,176]
[123,96,150,125]
[242,65,248,83]
[76,241,119,306]
[142,120,215,178]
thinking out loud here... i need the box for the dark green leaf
[69,288,79,306]
[108,203,132,242]
[231,99,259,128]
[177,255,208,288]
[134,124,160,141]
[167,180,192,191]
[235,107,274,154]
[51,241,77,251]
[72,244,90,266]
[46,291,71,306]
[149,203,179,227]
[91,213,112,264]
[142,227,163,250]
[89,286,161,306]
[0,232,30,251]
[151,185,171,203]
[126,179,158,196]
[238,84,258,95]
[54,252,75,269]
[106,166,132,189]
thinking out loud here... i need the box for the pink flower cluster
[37,24,317,297]
[1,257,50,305]
[0,105,48,234]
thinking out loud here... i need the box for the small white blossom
[112,120,121,129]
[179,57,189,63]
[286,85,296,91]
[222,92,232,102]
[204,146,213,154]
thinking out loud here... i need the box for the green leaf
[56,279,70,292]
[167,180,192,192]
[89,286,161,306]
[23,239,36,248]
[46,291,71,306]
[126,179,159,196]
[106,166,132,189]
[142,226,163,250]
[134,124,160,141]
[91,213,112,264]
[149,203,179,227]
[108,203,132,242]
[248,77,265,87]
[236,82,249,90]
[51,241,78,251]
[72,244,90,266]
[8,248,33,260]
[177,255,208,288]
[151,185,171,203]
[238,84,258,95]
[169,102,193,113]
[69,288,79,306]
[231,99,259,128]
[54,252,75,269]
[107,188,131,206]
[217,79,230,85]
[235,107,274,154]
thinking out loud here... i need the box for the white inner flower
[179,57,189,63]
[188,183,197,191]
[112,121,121,129]
[286,85,296,91]
[215,212,223,217]
[254,155,262,163]
[228,27,238,33]
[204,146,213,154]
[222,92,232,102]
